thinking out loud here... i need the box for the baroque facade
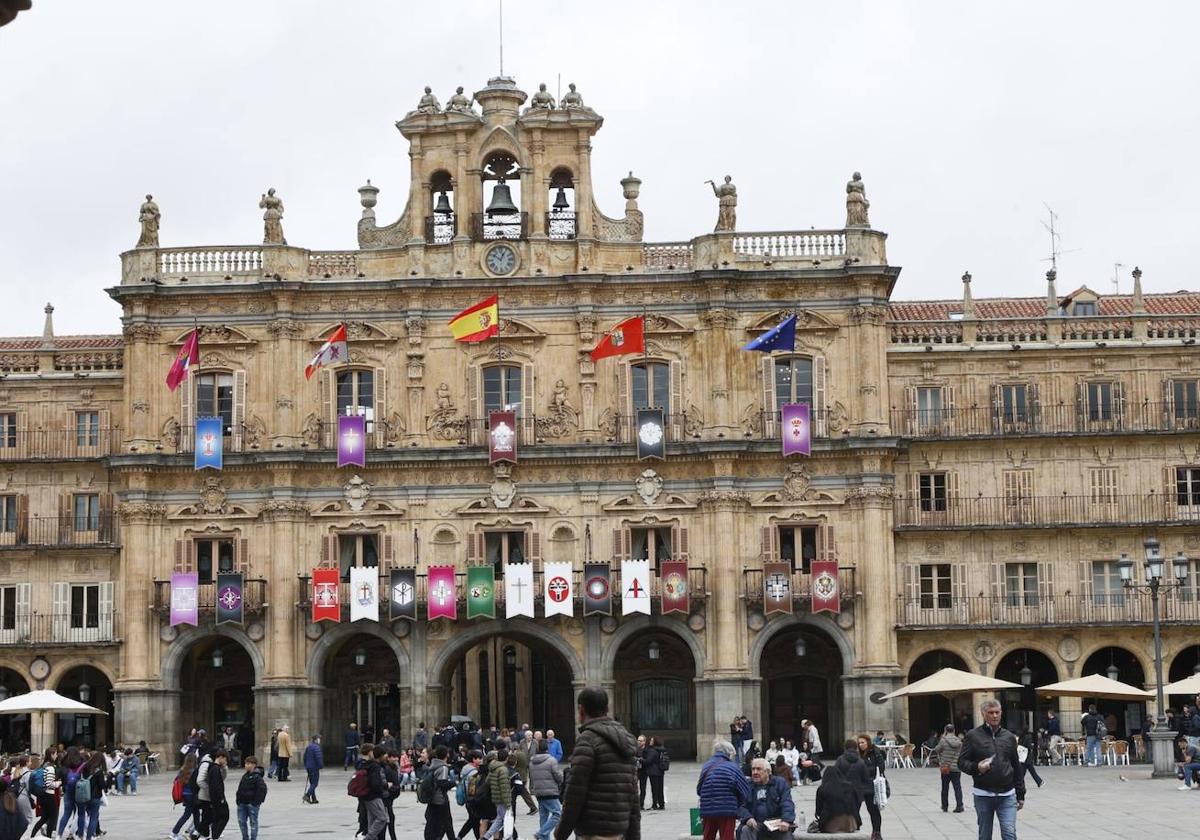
[1,75,1197,760]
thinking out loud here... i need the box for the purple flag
[337,414,366,467]
[170,572,199,627]
[781,403,811,456]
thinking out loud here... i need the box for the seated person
[872,731,886,746]
[771,755,794,788]
[737,758,795,840]
[796,750,823,785]
[814,742,867,834]
[1178,738,1200,790]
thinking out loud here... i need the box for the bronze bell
[486,179,519,216]
[433,190,452,215]
[552,187,570,211]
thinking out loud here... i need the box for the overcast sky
[2,1,1197,337]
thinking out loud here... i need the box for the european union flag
[741,313,797,353]
[194,417,224,470]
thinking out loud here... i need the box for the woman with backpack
[169,752,200,840]
[74,752,107,840]
[56,747,84,840]
[29,749,59,839]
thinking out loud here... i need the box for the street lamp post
[1118,538,1189,778]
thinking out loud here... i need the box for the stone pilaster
[114,501,168,682]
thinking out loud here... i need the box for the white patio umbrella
[0,690,106,751]
[1035,674,1154,702]
[1162,675,1200,696]
[882,667,1022,699]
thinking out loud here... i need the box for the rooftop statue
[559,82,584,110]
[845,171,870,228]
[529,82,556,110]
[707,175,737,232]
[446,86,472,113]
[417,85,441,114]
[136,194,160,249]
[259,187,286,246]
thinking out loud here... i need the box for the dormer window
[1073,301,1097,316]
[547,168,576,240]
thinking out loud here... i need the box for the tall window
[75,411,100,447]
[631,362,669,411]
[779,525,817,573]
[0,497,15,533]
[196,538,235,585]
[0,586,16,631]
[484,531,526,579]
[631,526,672,572]
[196,373,234,434]
[339,533,379,581]
[1004,563,1039,607]
[1086,382,1113,422]
[1092,560,1124,606]
[483,366,523,416]
[1179,559,1200,602]
[919,563,952,609]
[1000,384,1028,425]
[337,370,375,431]
[73,494,100,531]
[774,358,814,407]
[916,387,943,430]
[1177,468,1200,508]
[70,583,100,629]
[1089,468,1119,516]
[1175,380,1200,423]
[1003,470,1034,524]
[0,414,15,449]
[918,472,948,512]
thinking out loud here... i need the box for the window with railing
[0,496,15,533]
[631,526,672,572]
[196,538,235,585]
[779,525,817,574]
[632,362,670,411]
[919,472,948,513]
[1174,380,1200,423]
[483,366,523,417]
[0,586,15,631]
[1003,470,1034,523]
[75,411,100,447]
[774,358,814,407]
[484,531,526,578]
[1092,560,1124,606]
[1000,384,1029,426]
[1177,468,1200,509]
[1004,562,1039,607]
[1086,382,1113,422]
[920,563,952,609]
[916,386,943,431]
[197,373,234,435]
[1179,560,1200,602]
[1088,468,1119,515]
[337,370,375,433]
[73,494,100,531]
[71,583,100,630]
[339,533,379,581]
[0,414,15,449]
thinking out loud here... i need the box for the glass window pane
[631,529,649,560]
[652,363,669,411]
[484,367,502,415]
[774,361,792,408]
[362,535,379,567]
[218,541,235,574]
[791,359,813,405]
[632,365,648,410]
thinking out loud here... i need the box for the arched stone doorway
[55,665,114,748]
[611,630,697,760]
[1079,646,1147,738]
[1167,645,1200,710]
[320,631,404,760]
[0,668,30,752]
[905,650,970,742]
[758,625,844,753]
[994,648,1058,736]
[178,637,257,761]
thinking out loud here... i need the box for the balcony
[0,428,122,461]
[896,593,1200,629]
[470,212,529,241]
[890,403,1200,439]
[297,566,708,620]
[0,516,119,549]
[748,409,839,441]
[151,579,269,616]
[741,566,859,607]
[893,494,1200,530]
[0,613,120,645]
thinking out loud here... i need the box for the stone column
[121,324,161,451]
[115,502,168,682]
[698,487,750,672]
[261,500,309,682]
[699,307,738,435]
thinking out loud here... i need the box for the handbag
[873,768,889,810]
[940,764,951,776]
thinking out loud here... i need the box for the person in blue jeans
[1082,705,1103,766]
[170,752,202,840]
[58,748,85,839]
[76,752,107,840]
[236,756,268,840]
[344,723,361,771]
[303,735,324,804]
[116,748,139,794]
[958,699,1026,840]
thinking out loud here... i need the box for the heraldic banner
[467,565,496,619]
[505,561,535,619]
[337,414,367,468]
[215,573,244,625]
[389,569,416,621]
[635,407,666,461]
[489,410,518,465]
[427,565,458,621]
[312,567,340,622]
[781,403,812,456]
[170,572,199,627]
[763,561,793,615]
[660,560,689,614]
[810,559,841,615]
[621,559,651,615]
[542,561,574,618]
[349,565,379,622]
[583,563,612,616]
[194,417,224,470]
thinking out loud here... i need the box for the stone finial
[42,303,54,340]
[845,172,870,228]
[136,193,160,249]
[621,171,642,210]
[259,188,286,245]
[358,180,379,220]
[961,271,974,318]
[1132,266,1146,314]
[1045,269,1058,316]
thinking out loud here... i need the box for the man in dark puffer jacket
[958,699,1025,840]
[555,686,640,840]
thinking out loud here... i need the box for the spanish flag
[449,295,500,343]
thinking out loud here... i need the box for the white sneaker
[1179,785,1192,790]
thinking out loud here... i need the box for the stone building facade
[1,76,1197,760]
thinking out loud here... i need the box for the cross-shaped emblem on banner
[432,581,452,605]
[218,587,240,611]
[358,582,373,604]
[314,583,338,607]
[510,577,528,602]
[547,576,568,602]
[766,573,790,601]
[627,578,645,599]
[343,427,361,452]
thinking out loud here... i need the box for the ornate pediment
[497,318,548,343]
[171,325,256,346]
[602,493,696,512]
[748,309,840,333]
[644,314,694,337]
[311,321,396,343]
[170,478,253,519]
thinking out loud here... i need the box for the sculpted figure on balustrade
[136,194,160,248]
[260,188,286,245]
[707,175,737,232]
[845,171,870,227]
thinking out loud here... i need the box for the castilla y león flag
[312,567,340,623]
[810,560,841,614]
[590,315,645,361]
[660,561,689,614]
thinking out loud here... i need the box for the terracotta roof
[0,335,123,351]
[889,292,1200,321]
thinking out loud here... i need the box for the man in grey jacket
[934,724,964,813]
[529,739,564,840]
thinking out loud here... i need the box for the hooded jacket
[935,733,963,770]
[833,748,873,797]
[486,758,512,807]
[235,768,268,806]
[555,716,640,840]
[814,762,862,831]
[529,753,563,798]
[958,723,1026,801]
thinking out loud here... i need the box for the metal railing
[0,515,119,548]
[0,427,122,460]
[896,594,1200,629]
[152,579,268,615]
[424,214,455,246]
[0,613,120,645]
[893,494,1200,529]
[890,403,1200,439]
[742,566,858,605]
[470,212,529,241]
[598,414,692,445]
[545,210,577,241]
[752,408,836,441]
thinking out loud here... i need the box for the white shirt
[765,748,780,764]
[807,727,823,755]
[781,747,800,768]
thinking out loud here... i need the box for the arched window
[477,151,524,241]
[337,369,375,432]
[547,168,576,240]
[631,362,669,411]
[483,364,523,416]
[774,357,814,406]
[196,372,234,436]
[427,170,455,245]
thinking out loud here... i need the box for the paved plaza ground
[90,762,1189,839]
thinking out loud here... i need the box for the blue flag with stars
[741,314,797,353]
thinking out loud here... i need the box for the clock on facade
[484,243,519,276]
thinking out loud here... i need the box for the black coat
[642,746,664,778]
[235,769,268,806]
[815,763,862,830]
[958,724,1026,801]
[834,750,873,797]
[556,717,640,840]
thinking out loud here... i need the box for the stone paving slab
[90,762,1193,839]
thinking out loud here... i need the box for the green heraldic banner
[467,565,496,619]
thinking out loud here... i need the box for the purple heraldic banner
[337,414,367,468]
[781,403,812,456]
[170,572,199,627]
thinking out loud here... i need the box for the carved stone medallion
[635,469,663,505]
[491,463,516,509]
[974,640,996,664]
[1058,637,1081,662]
[344,475,372,512]
[199,477,228,515]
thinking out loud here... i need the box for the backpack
[28,767,45,797]
[347,768,369,798]
[659,748,671,773]
[171,775,185,804]
[455,767,473,807]
[466,766,491,804]
[416,767,436,804]
[74,775,92,804]
[1095,718,1108,738]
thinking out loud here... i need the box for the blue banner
[195,416,224,470]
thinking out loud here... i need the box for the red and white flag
[165,329,199,391]
[305,324,348,380]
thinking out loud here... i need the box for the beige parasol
[1161,675,1200,696]
[1035,674,1154,701]
[882,667,1022,699]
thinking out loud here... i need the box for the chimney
[1045,270,1058,316]
[961,271,975,319]
[1132,266,1145,314]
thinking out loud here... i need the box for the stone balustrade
[892,314,1200,346]
[642,241,694,270]
[308,251,358,277]
[733,230,847,259]
[157,247,263,277]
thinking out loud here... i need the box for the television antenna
[1040,204,1081,273]
[1112,262,1124,295]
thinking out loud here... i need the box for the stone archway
[306,622,411,687]
[56,665,114,748]
[0,668,31,752]
[1079,646,1147,738]
[599,615,705,683]
[994,648,1059,736]
[754,621,848,754]
[748,614,855,679]
[903,649,971,743]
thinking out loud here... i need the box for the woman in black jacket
[856,734,886,840]
[0,779,28,840]
[643,737,666,810]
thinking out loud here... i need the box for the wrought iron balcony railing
[0,515,119,548]
[0,427,122,460]
[893,494,1200,530]
[741,566,859,606]
[896,593,1200,629]
[152,579,269,616]
[0,613,120,645]
[890,403,1200,439]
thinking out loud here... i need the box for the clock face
[485,244,518,275]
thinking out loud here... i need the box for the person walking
[302,734,324,804]
[74,752,107,840]
[344,723,361,771]
[529,738,563,840]
[645,737,666,810]
[697,740,750,840]
[480,749,513,840]
[545,730,563,763]
[169,752,200,840]
[1043,712,1063,765]
[803,720,824,758]
[267,729,279,780]
[959,699,1026,840]
[1081,705,1102,766]
[934,724,964,813]
[235,755,267,840]
[359,746,390,840]
[455,751,487,840]
[200,750,231,839]
[423,745,457,840]
[735,758,795,840]
[855,735,886,840]
[730,718,746,766]
[554,685,640,840]
[635,735,649,810]
[275,725,293,782]
[56,747,85,840]
[29,748,60,840]
[382,751,401,840]
[0,778,28,840]
[1016,732,1043,788]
